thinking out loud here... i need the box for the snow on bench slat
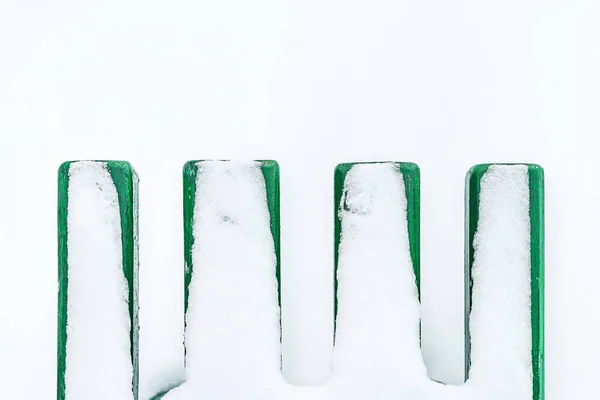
[148,161,533,399]
[333,163,425,384]
[163,161,284,398]
[466,165,532,399]
[332,163,532,400]
[65,162,133,400]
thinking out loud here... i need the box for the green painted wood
[57,163,69,400]
[57,161,139,400]
[183,160,280,311]
[260,161,281,309]
[333,162,543,398]
[182,159,280,313]
[158,160,280,399]
[465,164,544,399]
[58,160,543,399]
[529,165,545,400]
[182,162,197,323]
[464,164,483,382]
[333,162,421,337]
[106,162,140,400]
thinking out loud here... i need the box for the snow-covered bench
[57,160,543,400]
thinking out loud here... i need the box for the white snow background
[0,0,598,398]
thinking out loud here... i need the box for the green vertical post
[57,160,139,400]
[182,160,280,319]
[465,164,544,399]
[333,162,421,337]
[334,162,543,399]
[151,160,281,400]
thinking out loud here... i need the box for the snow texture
[466,165,532,398]
[333,163,426,383]
[162,161,286,399]
[158,162,532,400]
[65,161,134,400]
[332,163,532,399]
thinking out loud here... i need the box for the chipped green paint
[57,161,139,400]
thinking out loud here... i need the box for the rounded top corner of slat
[106,160,133,169]
[258,159,279,170]
[465,164,491,183]
[527,163,544,175]
[334,162,353,171]
[58,161,73,177]
[183,160,200,171]
[398,162,419,174]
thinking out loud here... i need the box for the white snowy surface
[0,0,599,398]
[65,162,133,400]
